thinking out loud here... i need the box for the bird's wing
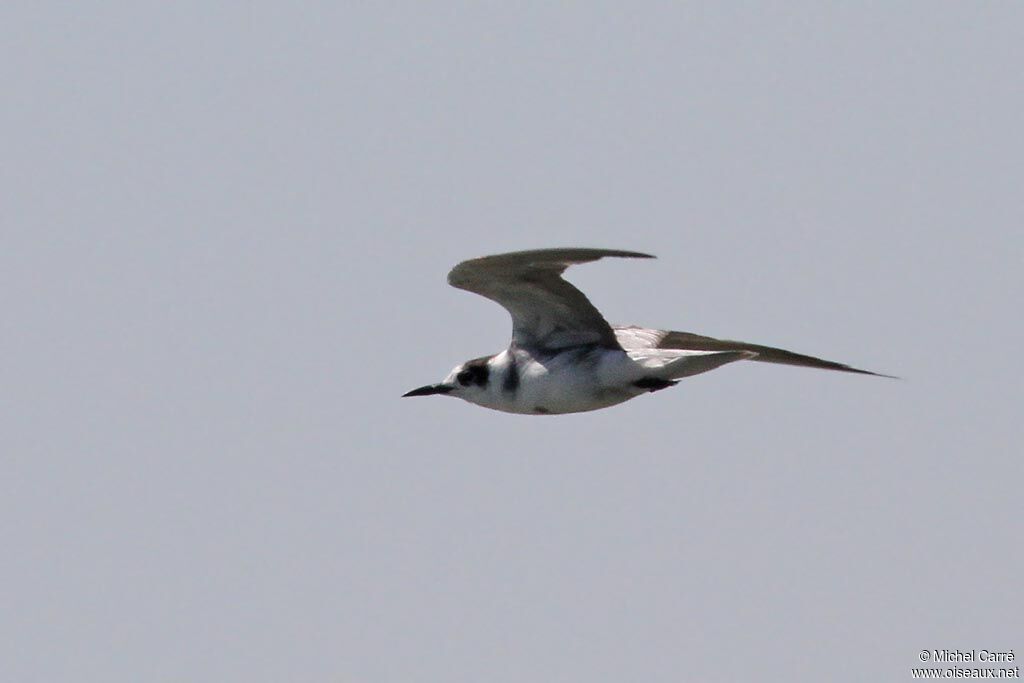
[614,326,894,377]
[448,248,654,350]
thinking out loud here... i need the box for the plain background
[3,3,1021,682]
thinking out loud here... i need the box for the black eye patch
[457,363,489,387]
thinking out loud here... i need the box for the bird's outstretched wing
[448,248,654,350]
[614,326,895,377]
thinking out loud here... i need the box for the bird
[402,248,891,415]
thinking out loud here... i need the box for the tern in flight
[403,248,891,415]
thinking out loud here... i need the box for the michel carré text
[932,649,1015,662]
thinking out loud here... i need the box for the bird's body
[447,344,640,415]
[403,248,890,415]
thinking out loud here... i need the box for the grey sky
[2,3,1021,682]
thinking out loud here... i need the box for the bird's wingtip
[852,367,901,380]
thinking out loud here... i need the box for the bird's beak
[402,383,454,398]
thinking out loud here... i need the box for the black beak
[402,383,454,398]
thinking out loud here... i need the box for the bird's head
[402,356,492,403]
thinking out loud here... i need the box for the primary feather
[614,326,893,377]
